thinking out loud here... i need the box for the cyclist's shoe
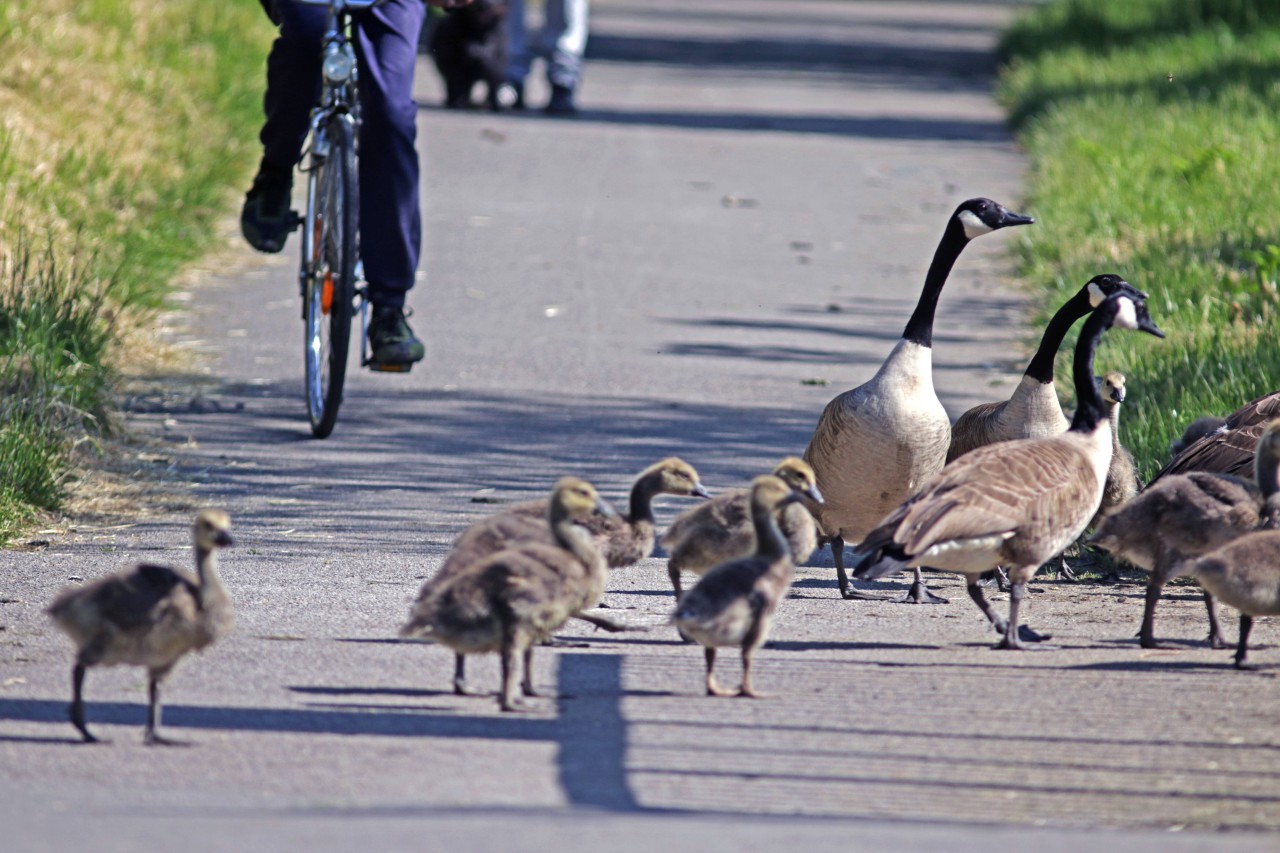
[367,304,425,372]
[544,84,578,117]
[240,165,296,254]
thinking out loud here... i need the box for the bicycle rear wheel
[303,113,358,438]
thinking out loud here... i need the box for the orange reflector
[321,273,334,314]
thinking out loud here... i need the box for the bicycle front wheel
[303,113,358,438]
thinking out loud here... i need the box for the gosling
[401,478,615,711]
[662,457,823,602]
[46,509,235,744]
[1173,530,1280,669]
[673,476,809,698]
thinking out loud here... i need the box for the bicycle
[294,0,383,438]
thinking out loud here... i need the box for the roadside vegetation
[998,0,1280,479]
[0,0,272,542]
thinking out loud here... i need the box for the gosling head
[952,197,1034,242]
[1083,273,1149,307]
[643,457,712,499]
[749,475,806,511]
[1101,371,1127,406]
[194,509,233,551]
[771,457,824,505]
[550,477,617,523]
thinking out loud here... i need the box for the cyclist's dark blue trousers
[260,0,425,309]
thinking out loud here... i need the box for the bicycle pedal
[368,362,413,373]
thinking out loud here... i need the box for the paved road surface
[3,1,1278,849]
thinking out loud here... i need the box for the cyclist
[241,0,471,370]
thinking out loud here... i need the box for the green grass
[0,0,274,542]
[998,0,1280,480]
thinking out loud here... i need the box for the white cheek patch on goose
[957,209,994,240]
[1087,281,1105,306]
[1113,296,1139,330]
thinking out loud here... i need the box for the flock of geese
[45,198,1280,741]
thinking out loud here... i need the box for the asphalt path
[3,1,1278,849]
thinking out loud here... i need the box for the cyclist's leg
[542,0,588,114]
[354,0,427,367]
[504,0,531,103]
[243,1,326,253]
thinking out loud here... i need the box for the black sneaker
[240,165,296,253]
[367,305,425,371]
[544,84,577,116]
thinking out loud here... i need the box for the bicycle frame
[297,0,380,365]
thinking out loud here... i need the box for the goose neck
[1025,291,1091,383]
[902,219,968,348]
[1067,311,1109,434]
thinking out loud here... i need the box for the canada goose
[1168,415,1227,458]
[1172,528,1280,669]
[1091,418,1280,648]
[661,457,823,602]
[46,509,234,744]
[850,292,1164,648]
[947,275,1147,464]
[400,477,615,711]
[1151,390,1280,483]
[673,476,805,697]
[804,197,1034,603]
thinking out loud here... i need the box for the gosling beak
[1111,387,1126,405]
[594,498,619,520]
[805,484,824,505]
[214,531,234,548]
[691,482,712,500]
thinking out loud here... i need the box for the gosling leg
[499,634,525,712]
[144,675,183,746]
[1234,614,1255,670]
[704,648,734,697]
[69,663,97,744]
[1204,591,1229,650]
[453,654,483,696]
[1139,577,1166,649]
[521,647,541,697]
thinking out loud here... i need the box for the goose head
[642,457,712,499]
[549,477,617,525]
[1101,292,1165,338]
[749,474,806,512]
[953,197,1035,242]
[771,457,824,505]
[1083,273,1149,307]
[194,509,234,550]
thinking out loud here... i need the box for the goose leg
[833,535,889,601]
[521,647,541,697]
[69,663,97,744]
[453,653,483,696]
[144,674,183,746]
[1233,614,1255,670]
[895,567,949,604]
[1204,591,1229,650]
[704,648,734,697]
[996,582,1028,650]
[969,578,1049,646]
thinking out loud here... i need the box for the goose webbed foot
[143,731,189,747]
[976,568,1011,592]
[500,697,535,712]
[1208,631,1231,651]
[737,686,769,699]
[1055,556,1081,582]
[894,579,949,604]
[840,585,892,601]
[453,680,485,697]
[991,620,1051,644]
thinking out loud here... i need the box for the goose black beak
[1135,302,1165,338]
[997,209,1035,228]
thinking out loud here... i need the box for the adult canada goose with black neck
[946,274,1147,463]
[851,292,1164,649]
[803,197,1033,602]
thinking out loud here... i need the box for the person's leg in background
[541,0,588,115]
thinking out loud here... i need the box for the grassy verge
[998,0,1280,479]
[0,0,273,543]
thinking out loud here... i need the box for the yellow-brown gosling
[947,275,1147,464]
[673,476,807,697]
[803,198,1033,603]
[46,509,234,744]
[851,293,1164,648]
[1172,529,1280,669]
[400,478,615,711]
[1091,418,1280,648]
[661,457,822,602]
